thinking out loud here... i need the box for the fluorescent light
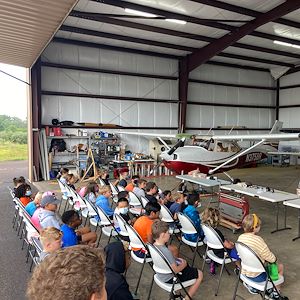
[292,44,300,49]
[124,8,156,18]
[273,40,292,47]
[166,19,187,25]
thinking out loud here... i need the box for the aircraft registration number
[245,152,262,162]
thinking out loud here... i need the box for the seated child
[105,241,133,300]
[170,192,187,218]
[125,175,140,192]
[183,193,204,242]
[160,190,174,208]
[145,182,159,204]
[66,173,76,190]
[133,179,147,198]
[57,167,69,185]
[237,214,287,300]
[133,202,161,257]
[61,210,97,247]
[39,195,61,230]
[13,176,26,192]
[79,181,99,203]
[39,227,63,261]
[25,192,43,216]
[96,186,114,218]
[152,220,203,300]
[15,183,33,206]
[117,168,129,188]
[201,207,240,275]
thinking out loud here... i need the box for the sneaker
[265,289,289,300]
[243,282,260,295]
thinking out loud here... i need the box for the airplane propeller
[167,138,186,155]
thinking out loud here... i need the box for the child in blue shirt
[96,186,114,218]
[61,210,97,247]
[183,193,204,242]
[25,192,43,216]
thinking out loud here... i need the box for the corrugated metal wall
[279,71,300,128]
[187,64,276,130]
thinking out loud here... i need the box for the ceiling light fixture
[124,8,157,18]
[165,19,187,25]
[273,40,292,47]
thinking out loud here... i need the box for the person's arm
[170,258,187,274]
[223,240,234,249]
[260,239,276,263]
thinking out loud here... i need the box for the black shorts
[166,265,198,283]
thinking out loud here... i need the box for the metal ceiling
[0,0,78,68]
[51,0,300,72]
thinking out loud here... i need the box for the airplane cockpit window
[173,154,177,160]
[216,142,228,152]
[229,142,240,152]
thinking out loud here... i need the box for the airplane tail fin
[269,120,283,134]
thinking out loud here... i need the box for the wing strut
[209,139,266,174]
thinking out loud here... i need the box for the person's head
[40,195,60,212]
[201,207,220,228]
[152,220,170,243]
[60,167,69,177]
[40,227,63,253]
[99,169,109,179]
[137,179,147,189]
[27,245,107,300]
[116,197,129,214]
[242,213,261,234]
[131,175,140,185]
[33,192,43,205]
[66,173,76,185]
[145,182,158,195]
[176,192,187,204]
[117,191,128,200]
[162,190,172,201]
[99,186,111,198]
[86,182,99,195]
[15,183,31,198]
[119,168,129,179]
[62,210,82,228]
[187,192,200,207]
[144,202,161,220]
[105,241,130,274]
[13,176,25,187]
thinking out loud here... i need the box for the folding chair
[57,179,68,210]
[117,185,126,191]
[83,199,100,229]
[177,212,204,267]
[160,204,180,243]
[233,242,284,300]
[128,191,143,216]
[29,237,43,272]
[140,196,149,208]
[147,243,195,300]
[125,223,152,295]
[96,206,119,246]
[109,182,119,204]
[201,224,237,296]
[114,213,129,240]
[98,178,106,186]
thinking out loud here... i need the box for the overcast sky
[0,63,28,120]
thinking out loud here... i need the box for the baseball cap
[42,191,55,198]
[40,195,60,207]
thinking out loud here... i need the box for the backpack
[49,138,66,152]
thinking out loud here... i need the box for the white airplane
[119,121,300,175]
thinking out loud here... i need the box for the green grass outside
[0,142,28,161]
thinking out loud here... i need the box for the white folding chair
[29,237,43,271]
[117,185,126,191]
[98,178,106,186]
[160,204,180,242]
[147,243,195,300]
[114,213,129,239]
[84,199,100,228]
[201,224,237,296]
[109,182,119,204]
[128,191,143,216]
[96,206,119,246]
[140,196,149,208]
[125,224,152,296]
[233,242,284,299]
[177,212,204,267]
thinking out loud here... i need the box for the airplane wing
[194,133,300,141]
[118,131,179,139]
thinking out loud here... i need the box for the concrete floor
[3,163,300,299]
[34,164,300,300]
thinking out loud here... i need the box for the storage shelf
[47,136,89,139]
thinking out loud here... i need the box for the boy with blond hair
[39,227,62,261]
[25,192,43,216]
[152,220,203,300]
[96,185,114,218]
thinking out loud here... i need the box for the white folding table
[220,184,298,233]
[283,198,300,241]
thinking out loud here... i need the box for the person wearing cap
[38,195,61,230]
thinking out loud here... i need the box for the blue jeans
[247,272,267,282]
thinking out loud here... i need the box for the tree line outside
[0,115,27,161]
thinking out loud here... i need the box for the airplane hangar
[2,1,300,299]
